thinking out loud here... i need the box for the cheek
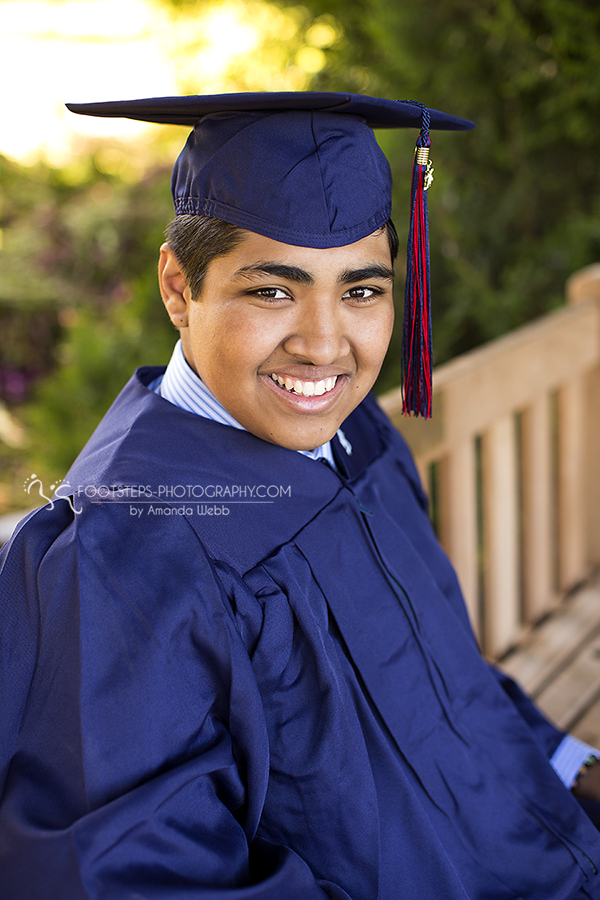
[358,306,395,369]
[223,319,275,368]
[200,310,283,378]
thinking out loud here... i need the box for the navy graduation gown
[2,366,600,899]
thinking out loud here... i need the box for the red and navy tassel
[402,106,433,418]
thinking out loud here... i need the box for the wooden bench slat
[521,396,555,623]
[533,633,600,731]
[483,415,520,657]
[500,580,600,697]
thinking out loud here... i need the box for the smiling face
[159,229,395,451]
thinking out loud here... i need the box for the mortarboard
[67,91,474,417]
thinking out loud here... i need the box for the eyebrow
[234,263,314,285]
[339,265,395,285]
[233,262,395,286]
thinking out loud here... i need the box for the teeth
[271,374,338,397]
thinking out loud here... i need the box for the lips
[270,373,338,397]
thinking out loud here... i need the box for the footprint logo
[23,474,53,507]
[23,474,81,514]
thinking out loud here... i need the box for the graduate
[2,91,600,899]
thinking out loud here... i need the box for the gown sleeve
[372,403,567,752]
[491,666,564,757]
[0,501,352,900]
[373,402,583,773]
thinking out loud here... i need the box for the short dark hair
[165,216,246,300]
[165,215,399,300]
[384,218,399,264]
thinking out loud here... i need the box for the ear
[158,243,192,328]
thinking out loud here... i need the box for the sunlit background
[2,0,600,517]
[0,0,340,164]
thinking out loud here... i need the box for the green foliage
[0,151,174,389]
[298,0,600,385]
[0,152,176,488]
[24,271,176,479]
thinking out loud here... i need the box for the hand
[572,760,600,802]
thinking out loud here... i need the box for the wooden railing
[379,264,600,660]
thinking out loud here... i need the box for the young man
[1,92,600,899]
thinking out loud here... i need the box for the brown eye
[251,287,290,301]
[342,286,380,301]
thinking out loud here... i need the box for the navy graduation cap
[67,91,474,417]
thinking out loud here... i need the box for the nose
[283,297,350,365]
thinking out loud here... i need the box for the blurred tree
[1,151,177,485]
[297,0,600,386]
[0,152,174,398]
[25,268,177,478]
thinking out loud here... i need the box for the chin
[277,430,339,453]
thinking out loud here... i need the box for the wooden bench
[378,262,600,746]
[500,574,600,747]
[379,263,600,662]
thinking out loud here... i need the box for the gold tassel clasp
[415,147,434,191]
[423,159,434,191]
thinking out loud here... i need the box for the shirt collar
[155,340,337,466]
